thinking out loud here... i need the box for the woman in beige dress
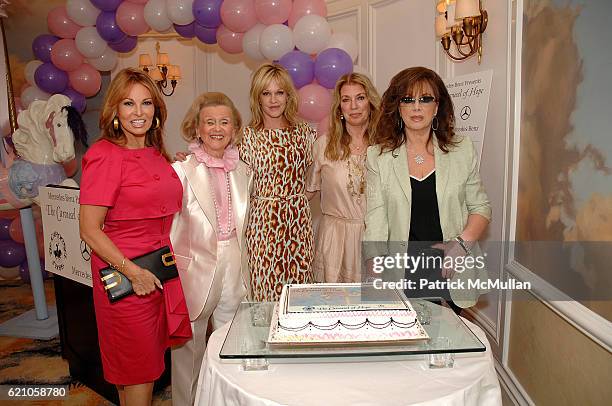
[307,73,381,282]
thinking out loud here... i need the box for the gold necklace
[346,154,366,200]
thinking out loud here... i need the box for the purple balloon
[0,218,11,240]
[19,258,48,284]
[62,87,87,113]
[279,50,315,89]
[193,0,223,29]
[174,22,196,39]
[314,48,354,89]
[32,34,60,63]
[34,62,68,94]
[195,23,217,44]
[0,240,26,268]
[109,35,137,53]
[90,0,122,12]
[96,11,127,43]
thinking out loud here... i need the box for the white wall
[114,35,257,156]
[442,0,511,354]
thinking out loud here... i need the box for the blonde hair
[325,73,381,161]
[181,92,242,144]
[248,63,299,130]
[99,68,170,161]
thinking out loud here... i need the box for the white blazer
[170,154,251,321]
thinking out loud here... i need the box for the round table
[194,320,501,406]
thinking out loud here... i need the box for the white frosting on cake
[268,283,429,344]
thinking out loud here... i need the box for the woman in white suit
[364,67,491,312]
[170,92,250,405]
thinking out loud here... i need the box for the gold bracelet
[112,257,127,274]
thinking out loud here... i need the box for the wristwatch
[454,235,472,256]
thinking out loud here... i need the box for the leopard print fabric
[239,122,315,301]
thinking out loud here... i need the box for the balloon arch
[19,0,359,128]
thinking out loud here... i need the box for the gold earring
[113,117,119,131]
[153,117,160,129]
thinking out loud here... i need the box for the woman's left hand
[174,151,190,162]
[432,240,466,280]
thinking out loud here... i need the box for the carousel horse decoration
[0,94,87,210]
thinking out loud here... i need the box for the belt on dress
[322,213,364,224]
[253,193,305,201]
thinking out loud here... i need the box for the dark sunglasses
[399,96,436,105]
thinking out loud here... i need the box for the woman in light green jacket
[363,67,491,311]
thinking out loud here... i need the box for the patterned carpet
[0,279,172,405]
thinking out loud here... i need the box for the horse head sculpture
[0,94,88,210]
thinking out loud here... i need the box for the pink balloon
[8,217,24,244]
[127,0,149,3]
[221,0,258,33]
[298,83,331,122]
[216,25,244,54]
[288,0,327,28]
[116,1,150,36]
[50,39,84,72]
[255,0,292,25]
[47,6,82,39]
[69,64,102,97]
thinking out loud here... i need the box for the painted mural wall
[516,0,612,320]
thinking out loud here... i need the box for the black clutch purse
[99,246,178,302]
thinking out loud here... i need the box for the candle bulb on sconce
[435,0,487,63]
[138,42,180,96]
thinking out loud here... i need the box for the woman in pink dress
[79,68,191,406]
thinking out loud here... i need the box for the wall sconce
[435,0,488,63]
[138,42,181,96]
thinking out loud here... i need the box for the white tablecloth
[195,320,502,406]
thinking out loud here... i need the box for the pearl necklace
[211,172,233,236]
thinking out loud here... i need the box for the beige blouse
[306,135,366,282]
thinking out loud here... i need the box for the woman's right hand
[125,264,162,295]
[174,151,190,162]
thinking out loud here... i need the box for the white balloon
[75,26,108,59]
[327,32,359,62]
[259,24,294,61]
[166,0,195,25]
[242,23,266,61]
[87,48,118,71]
[293,14,331,55]
[21,85,51,109]
[66,0,100,27]
[24,60,43,86]
[145,0,173,32]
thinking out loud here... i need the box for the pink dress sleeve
[80,140,123,207]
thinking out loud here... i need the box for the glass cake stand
[219,299,485,364]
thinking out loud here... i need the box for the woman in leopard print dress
[239,63,315,301]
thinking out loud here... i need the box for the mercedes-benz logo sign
[460,106,471,120]
[80,240,91,261]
